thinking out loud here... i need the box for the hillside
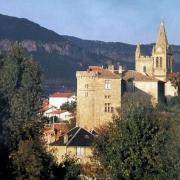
[0,14,180,94]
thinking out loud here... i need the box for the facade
[46,109,73,121]
[122,70,165,104]
[50,127,95,164]
[165,80,178,101]
[49,92,75,108]
[76,66,121,130]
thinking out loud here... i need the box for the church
[76,21,179,130]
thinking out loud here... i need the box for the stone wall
[76,71,121,130]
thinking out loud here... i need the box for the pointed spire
[135,43,141,58]
[156,20,168,48]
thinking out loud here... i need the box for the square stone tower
[76,66,121,130]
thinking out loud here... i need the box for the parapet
[137,55,152,61]
[76,65,121,79]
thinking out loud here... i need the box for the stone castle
[76,21,178,130]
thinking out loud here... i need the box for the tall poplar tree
[0,45,80,180]
[0,45,55,179]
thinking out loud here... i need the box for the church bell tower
[153,21,173,81]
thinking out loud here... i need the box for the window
[85,84,88,88]
[77,147,84,157]
[143,66,146,73]
[105,95,111,99]
[160,57,162,68]
[156,57,159,67]
[85,92,88,97]
[105,80,111,89]
[105,103,111,112]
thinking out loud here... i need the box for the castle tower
[152,20,173,81]
[76,66,121,130]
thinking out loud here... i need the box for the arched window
[143,66,146,73]
[156,57,159,67]
[160,57,162,68]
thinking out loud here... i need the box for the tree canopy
[0,45,80,179]
[93,93,179,179]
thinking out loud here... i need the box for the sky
[0,0,180,44]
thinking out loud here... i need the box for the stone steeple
[155,20,168,50]
[135,20,173,81]
[135,43,141,58]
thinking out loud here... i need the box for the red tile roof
[54,123,69,139]
[88,66,119,79]
[46,109,67,115]
[49,92,74,98]
[123,70,158,81]
[43,123,69,139]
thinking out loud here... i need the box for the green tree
[0,45,81,179]
[168,73,180,95]
[0,46,42,149]
[52,154,80,180]
[61,101,76,113]
[93,93,178,180]
[0,45,55,179]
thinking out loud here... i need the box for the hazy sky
[0,0,180,44]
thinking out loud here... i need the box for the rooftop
[50,127,95,147]
[77,66,120,79]
[46,109,68,115]
[49,92,74,98]
[123,70,159,82]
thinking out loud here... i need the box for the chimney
[108,65,114,73]
[118,65,123,74]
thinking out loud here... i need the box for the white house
[49,92,75,108]
[43,106,58,117]
[46,109,73,121]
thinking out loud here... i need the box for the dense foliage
[0,46,80,180]
[61,101,76,113]
[93,93,180,179]
[168,72,180,95]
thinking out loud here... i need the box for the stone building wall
[76,69,121,130]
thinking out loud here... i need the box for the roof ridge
[67,126,79,134]
[83,129,96,136]
[66,127,81,146]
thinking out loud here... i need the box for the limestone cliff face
[0,14,179,93]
